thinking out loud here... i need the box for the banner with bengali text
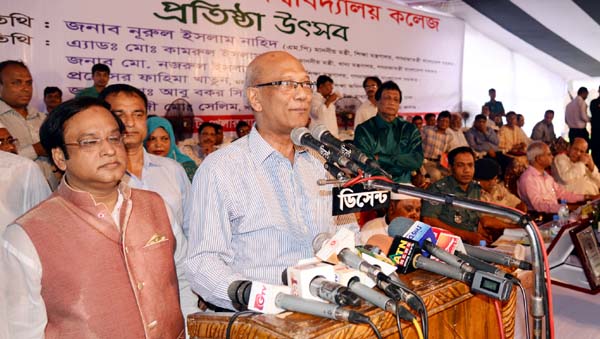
[0,0,464,135]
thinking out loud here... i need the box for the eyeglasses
[253,80,315,91]
[64,134,124,151]
[364,84,378,89]
[0,137,18,147]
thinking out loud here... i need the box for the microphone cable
[366,318,383,339]
[493,299,506,339]
[388,279,429,339]
[225,310,259,339]
[516,280,531,339]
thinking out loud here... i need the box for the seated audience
[531,110,556,144]
[475,157,526,212]
[411,115,424,132]
[214,123,228,147]
[354,76,382,127]
[474,158,524,241]
[235,120,250,139]
[360,189,421,244]
[518,141,591,214]
[552,137,600,195]
[0,123,51,229]
[146,116,197,182]
[517,114,525,128]
[465,114,499,159]
[354,81,423,183]
[498,111,529,156]
[448,112,469,150]
[421,110,453,181]
[2,97,189,338]
[43,86,62,114]
[481,105,499,131]
[184,51,358,310]
[421,147,485,244]
[424,113,436,127]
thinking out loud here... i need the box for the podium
[187,270,517,339]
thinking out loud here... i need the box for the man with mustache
[2,97,185,338]
[0,60,57,189]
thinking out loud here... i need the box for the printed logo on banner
[332,184,389,215]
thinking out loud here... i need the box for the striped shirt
[184,126,358,309]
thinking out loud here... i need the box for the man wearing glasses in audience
[2,97,186,337]
[185,51,358,311]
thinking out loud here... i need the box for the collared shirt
[484,100,505,116]
[480,183,522,208]
[354,100,377,128]
[421,176,481,232]
[0,151,51,231]
[184,126,358,309]
[1,179,199,338]
[530,120,556,144]
[124,149,190,234]
[517,166,583,213]
[0,100,45,161]
[75,86,100,98]
[465,127,499,153]
[565,96,589,129]
[551,153,600,195]
[359,216,388,244]
[421,126,452,159]
[498,126,529,153]
[309,92,339,137]
[447,128,469,151]
[354,115,423,183]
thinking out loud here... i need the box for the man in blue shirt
[100,84,190,230]
[184,51,358,310]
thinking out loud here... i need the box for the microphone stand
[365,180,549,339]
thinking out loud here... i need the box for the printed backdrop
[1,0,464,134]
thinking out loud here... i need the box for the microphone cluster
[290,125,390,179]
[226,213,531,333]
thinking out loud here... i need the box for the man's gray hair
[527,141,548,164]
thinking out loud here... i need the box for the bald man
[552,137,600,195]
[184,51,358,310]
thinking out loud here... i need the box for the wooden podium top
[188,270,517,339]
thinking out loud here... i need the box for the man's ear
[51,147,67,172]
[246,88,262,112]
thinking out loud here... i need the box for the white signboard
[0,0,464,134]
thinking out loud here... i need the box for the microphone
[377,233,514,301]
[311,124,388,176]
[291,127,361,174]
[454,251,519,283]
[282,265,360,306]
[313,231,422,312]
[388,217,438,257]
[388,217,473,272]
[384,235,474,281]
[346,278,414,321]
[463,244,533,270]
[227,280,370,323]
